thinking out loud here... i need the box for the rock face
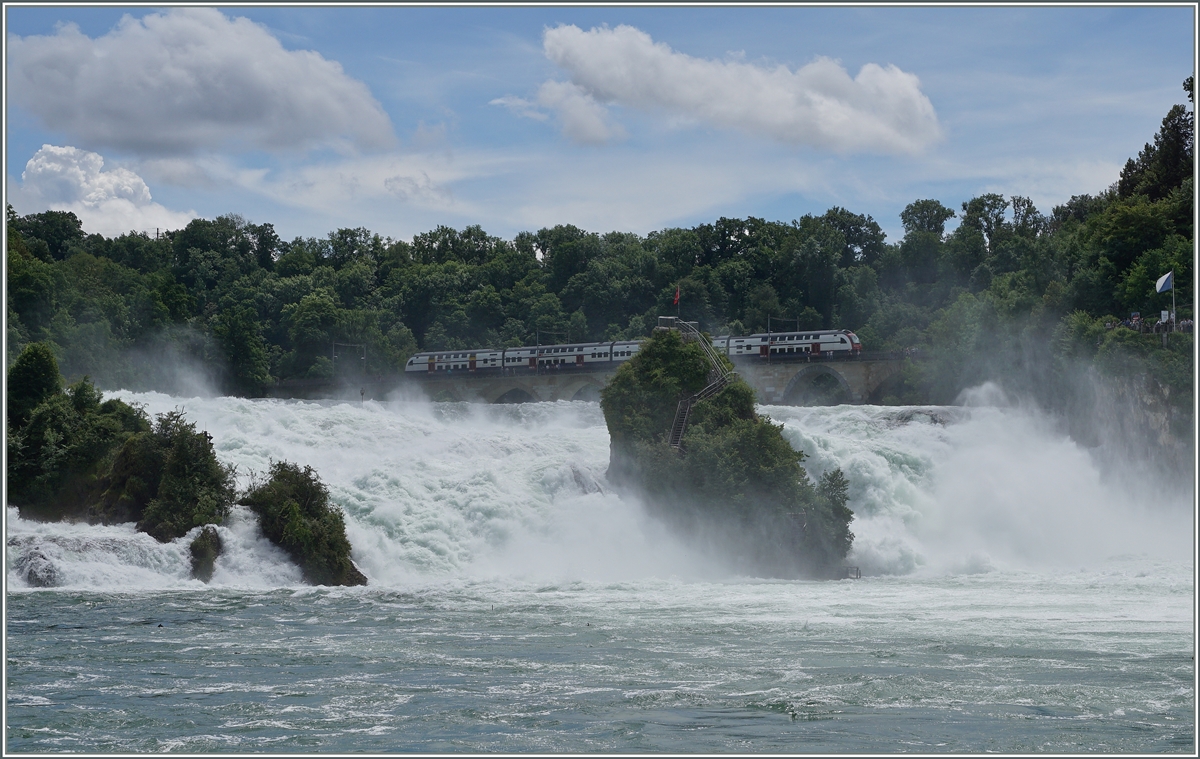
[14,546,60,588]
[1089,370,1194,474]
[189,526,223,583]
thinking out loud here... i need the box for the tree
[822,206,887,267]
[7,377,148,515]
[1118,103,1194,201]
[900,199,956,238]
[135,411,236,542]
[212,305,272,396]
[14,210,85,260]
[7,342,62,429]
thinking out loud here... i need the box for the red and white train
[405,329,861,374]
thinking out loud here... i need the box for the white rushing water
[6,389,1193,752]
[7,386,1192,590]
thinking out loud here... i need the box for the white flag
[1155,270,1173,293]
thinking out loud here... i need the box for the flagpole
[1172,270,1176,332]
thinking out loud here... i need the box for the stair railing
[667,320,737,450]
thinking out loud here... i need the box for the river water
[5,389,1194,752]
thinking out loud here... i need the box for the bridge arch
[492,387,538,404]
[563,378,605,402]
[781,364,854,406]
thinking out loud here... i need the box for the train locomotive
[404,329,861,375]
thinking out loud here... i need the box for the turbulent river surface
[5,389,1195,752]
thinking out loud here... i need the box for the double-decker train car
[404,340,641,374]
[712,329,861,359]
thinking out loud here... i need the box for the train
[404,328,861,374]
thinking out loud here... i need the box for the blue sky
[5,5,1194,243]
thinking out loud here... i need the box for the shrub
[134,412,236,542]
[240,461,367,586]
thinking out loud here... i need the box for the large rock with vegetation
[7,343,234,550]
[7,351,149,520]
[601,328,853,577]
[96,410,237,542]
[240,461,367,586]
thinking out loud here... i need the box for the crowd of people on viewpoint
[1105,314,1194,333]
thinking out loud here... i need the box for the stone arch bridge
[402,354,905,406]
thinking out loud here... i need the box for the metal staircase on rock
[664,318,736,450]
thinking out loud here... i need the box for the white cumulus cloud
[6,8,395,156]
[522,24,941,153]
[535,81,627,144]
[9,145,197,236]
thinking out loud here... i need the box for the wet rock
[15,548,60,587]
[188,525,222,583]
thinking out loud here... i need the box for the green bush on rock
[600,328,854,577]
[6,342,368,586]
[132,412,236,542]
[90,410,235,543]
[240,461,367,586]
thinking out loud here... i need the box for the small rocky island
[600,320,854,578]
[7,342,366,586]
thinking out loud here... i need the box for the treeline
[5,80,1193,414]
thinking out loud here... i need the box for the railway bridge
[405,353,905,406]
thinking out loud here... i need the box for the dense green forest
[6,80,1193,424]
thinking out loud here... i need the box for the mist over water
[7,386,1191,589]
[769,387,1193,578]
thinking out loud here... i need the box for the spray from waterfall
[7,389,1191,590]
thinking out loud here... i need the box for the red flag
[673,285,680,305]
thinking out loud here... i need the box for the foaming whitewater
[7,387,1192,752]
[764,383,1192,577]
[6,387,1192,590]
